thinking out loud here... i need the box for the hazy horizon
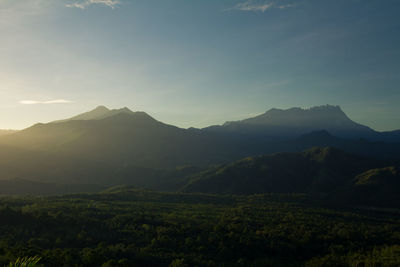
[1,103,398,132]
[1,0,399,131]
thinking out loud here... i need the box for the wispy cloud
[276,3,296,9]
[65,0,120,9]
[234,1,274,12]
[19,99,73,105]
[229,1,296,13]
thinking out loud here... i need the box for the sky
[0,0,399,131]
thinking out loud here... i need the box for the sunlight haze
[0,0,399,130]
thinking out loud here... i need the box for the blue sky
[0,0,399,130]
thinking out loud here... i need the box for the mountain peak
[264,105,344,116]
[209,104,375,139]
[52,106,136,123]
[239,105,351,127]
[94,105,110,111]
[115,107,133,113]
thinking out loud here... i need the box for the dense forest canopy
[1,189,400,266]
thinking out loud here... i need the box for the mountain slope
[0,130,17,136]
[1,110,165,151]
[182,147,386,194]
[337,166,400,206]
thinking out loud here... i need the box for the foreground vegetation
[1,189,400,266]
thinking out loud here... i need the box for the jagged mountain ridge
[203,105,395,141]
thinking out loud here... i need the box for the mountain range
[0,104,399,204]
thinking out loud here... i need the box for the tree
[5,256,41,267]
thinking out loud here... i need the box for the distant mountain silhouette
[203,105,399,142]
[52,106,135,123]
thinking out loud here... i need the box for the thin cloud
[65,0,120,9]
[19,99,73,105]
[234,1,273,12]
[229,1,296,13]
[277,3,296,9]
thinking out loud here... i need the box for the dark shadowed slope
[182,147,387,195]
[337,166,400,206]
[0,143,135,185]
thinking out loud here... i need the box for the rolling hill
[182,147,386,194]
[182,147,400,206]
[337,166,400,206]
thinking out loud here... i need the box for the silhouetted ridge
[242,105,347,125]
[205,104,379,140]
[52,106,136,123]
[222,105,347,126]
[99,111,163,127]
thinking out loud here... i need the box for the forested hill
[182,147,400,206]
